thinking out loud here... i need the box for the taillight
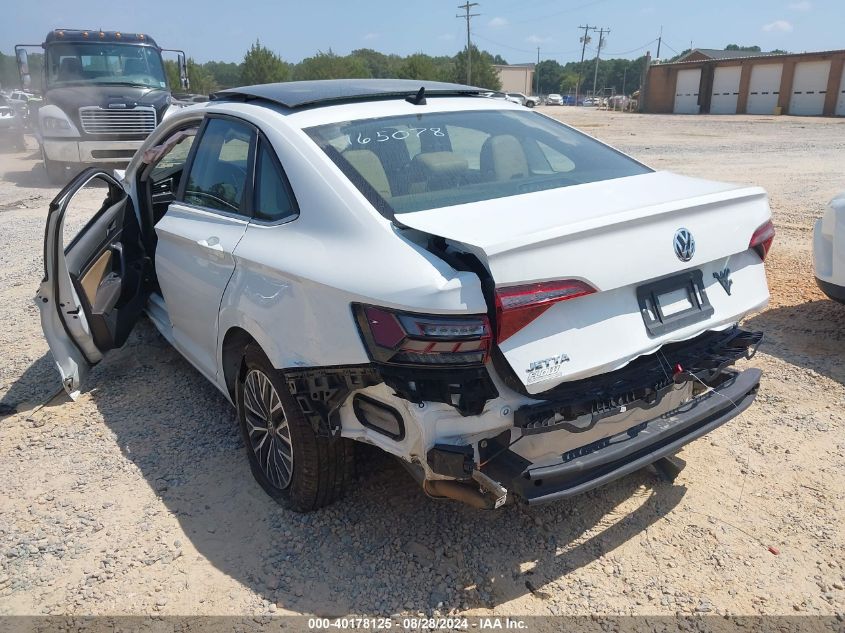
[354,304,491,366]
[749,220,775,261]
[495,279,596,343]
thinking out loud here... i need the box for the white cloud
[787,1,811,10]
[762,19,794,32]
[437,33,455,41]
[640,6,656,13]
[363,32,379,41]
[488,16,508,28]
[526,34,553,44]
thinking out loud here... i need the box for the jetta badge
[673,228,695,262]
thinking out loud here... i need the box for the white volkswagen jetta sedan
[38,80,774,511]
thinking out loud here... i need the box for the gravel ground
[0,109,844,619]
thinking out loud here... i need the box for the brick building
[641,48,845,116]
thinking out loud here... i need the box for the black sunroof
[211,79,486,109]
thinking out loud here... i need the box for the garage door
[790,60,831,116]
[710,66,741,114]
[674,68,701,114]
[836,64,845,116]
[746,64,782,114]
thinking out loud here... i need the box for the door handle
[197,237,224,252]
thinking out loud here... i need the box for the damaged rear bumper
[482,367,761,505]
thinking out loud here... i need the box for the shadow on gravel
[0,353,67,420]
[745,299,845,384]
[1,164,53,190]
[7,319,686,613]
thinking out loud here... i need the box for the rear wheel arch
[221,326,258,400]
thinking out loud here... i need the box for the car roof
[212,79,486,109]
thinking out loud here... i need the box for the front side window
[46,43,168,89]
[183,118,254,215]
[253,141,298,223]
[306,109,651,215]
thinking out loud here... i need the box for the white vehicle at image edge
[813,191,845,304]
[37,79,775,511]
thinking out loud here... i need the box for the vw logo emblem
[673,228,695,262]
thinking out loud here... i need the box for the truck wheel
[236,344,352,511]
[526,101,535,108]
[42,151,67,186]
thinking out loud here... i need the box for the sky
[3,0,842,65]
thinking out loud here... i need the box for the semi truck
[15,29,189,183]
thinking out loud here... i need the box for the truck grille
[79,106,157,135]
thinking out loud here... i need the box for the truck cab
[15,29,188,183]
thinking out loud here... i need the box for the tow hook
[472,470,508,508]
[653,454,687,483]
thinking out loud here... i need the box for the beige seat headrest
[481,134,529,182]
[343,149,392,198]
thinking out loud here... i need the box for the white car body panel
[155,204,249,380]
[813,191,845,301]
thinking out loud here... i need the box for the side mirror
[15,47,31,89]
[178,52,190,91]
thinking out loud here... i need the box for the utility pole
[535,46,540,96]
[656,25,663,59]
[457,2,480,85]
[575,24,596,104]
[592,27,609,98]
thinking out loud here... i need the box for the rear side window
[253,141,298,223]
[306,109,651,215]
[184,118,254,215]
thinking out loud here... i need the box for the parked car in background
[39,79,773,512]
[583,97,597,107]
[813,191,845,303]
[562,95,580,106]
[0,94,26,150]
[506,92,541,108]
[545,93,563,105]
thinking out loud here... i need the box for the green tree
[725,44,762,52]
[241,39,290,85]
[204,61,242,88]
[350,48,401,78]
[186,59,218,94]
[536,59,564,94]
[397,53,450,81]
[451,45,501,90]
[164,59,180,91]
[293,50,371,80]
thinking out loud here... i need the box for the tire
[42,149,68,185]
[526,101,535,108]
[236,344,352,511]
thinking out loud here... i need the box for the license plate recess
[636,270,714,337]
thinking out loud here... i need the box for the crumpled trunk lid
[399,171,772,393]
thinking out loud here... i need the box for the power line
[602,38,658,57]
[472,32,580,58]
[456,2,480,85]
[661,40,681,56]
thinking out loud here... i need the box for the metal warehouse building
[642,48,845,116]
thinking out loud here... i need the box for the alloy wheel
[243,369,294,489]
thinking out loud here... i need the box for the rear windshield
[305,109,650,215]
